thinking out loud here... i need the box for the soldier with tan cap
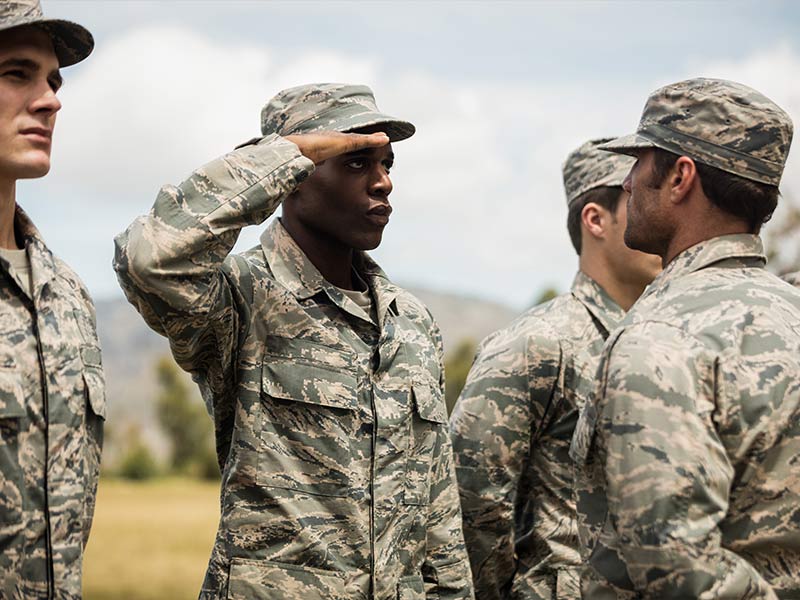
[449,139,660,599]
[0,2,104,598]
[571,78,800,598]
[114,83,473,599]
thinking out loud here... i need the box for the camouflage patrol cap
[600,78,793,186]
[563,138,634,206]
[0,0,93,67]
[261,83,415,142]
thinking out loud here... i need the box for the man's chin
[12,158,51,180]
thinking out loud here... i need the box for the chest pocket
[0,363,26,528]
[258,336,360,498]
[404,383,447,506]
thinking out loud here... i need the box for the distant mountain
[95,288,518,458]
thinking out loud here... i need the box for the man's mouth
[20,127,52,145]
[366,203,392,227]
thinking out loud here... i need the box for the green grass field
[83,477,220,600]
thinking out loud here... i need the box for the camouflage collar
[260,219,400,326]
[571,271,625,335]
[646,233,765,297]
[0,205,56,301]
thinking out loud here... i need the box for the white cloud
[22,26,800,307]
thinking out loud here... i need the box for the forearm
[113,135,313,314]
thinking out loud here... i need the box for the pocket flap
[0,368,26,419]
[83,369,107,420]
[262,360,358,411]
[411,383,447,424]
[227,558,348,600]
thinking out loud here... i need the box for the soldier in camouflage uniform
[0,2,104,599]
[114,83,473,600]
[570,78,800,598]
[449,140,661,599]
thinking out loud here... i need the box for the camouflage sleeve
[449,327,560,599]
[113,135,314,395]
[591,323,777,599]
[423,319,475,599]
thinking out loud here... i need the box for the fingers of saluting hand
[286,131,390,164]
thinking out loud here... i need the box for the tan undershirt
[336,271,376,323]
[0,246,32,298]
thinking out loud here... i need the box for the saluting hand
[286,131,390,165]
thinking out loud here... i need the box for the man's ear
[669,156,697,205]
[581,202,606,241]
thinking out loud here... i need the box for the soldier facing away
[570,78,800,598]
[114,83,473,599]
[0,1,104,599]
[449,139,661,599]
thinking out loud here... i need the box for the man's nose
[371,167,393,197]
[30,84,62,116]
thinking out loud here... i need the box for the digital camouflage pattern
[571,234,800,599]
[0,206,105,599]
[0,0,93,67]
[450,271,625,599]
[562,138,634,206]
[599,78,793,185]
[260,83,415,142]
[114,134,473,599]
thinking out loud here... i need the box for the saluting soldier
[0,2,104,599]
[571,78,800,599]
[449,139,660,599]
[114,83,473,600]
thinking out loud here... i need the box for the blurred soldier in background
[0,1,104,598]
[449,139,660,599]
[571,78,800,599]
[114,83,473,599]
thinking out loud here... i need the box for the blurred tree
[765,192,800,277]
[117,424,159,480]
[445,338,477,414]
[531,286,559,307]
[155,356,219,480]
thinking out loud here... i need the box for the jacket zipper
[32,316,55,599]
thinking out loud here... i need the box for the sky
[16,0,800,309]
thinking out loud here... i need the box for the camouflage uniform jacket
[449,272,624,599]
[0,205,105,600]
[571,234,800,599]
[113,135,473,600]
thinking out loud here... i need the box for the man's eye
[382,161,393,173]
[4,70,28,80]
[346,159,367,169]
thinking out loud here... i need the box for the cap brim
[597,132,657,157]
[34,20,94,67]
[339,112,416,142]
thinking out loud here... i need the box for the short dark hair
[650,149,779,233]
[567,186,623,254]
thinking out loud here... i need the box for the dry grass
[83,477,220,600]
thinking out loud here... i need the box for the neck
[280,218,356,289]
[579,253,644,312]
[0,179,18,250]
